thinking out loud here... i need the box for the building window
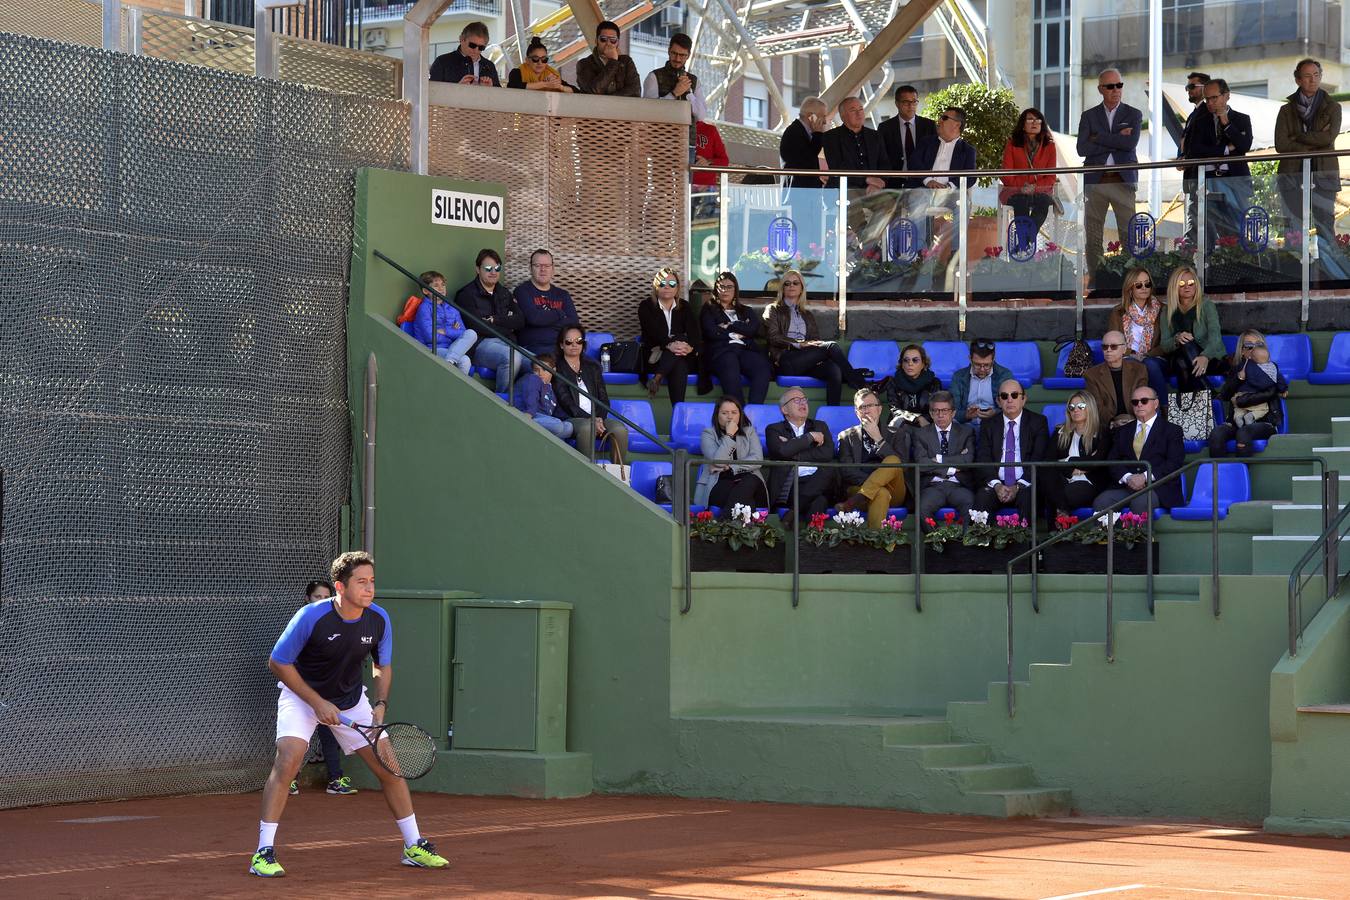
[743,95,767,129]
[1032,0,1071,133]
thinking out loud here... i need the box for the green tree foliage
[921,83,1020,185]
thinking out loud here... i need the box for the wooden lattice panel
[138,12,256,75]
[276,35,402,100]
[0,0,102,47]
[427,105,685,339]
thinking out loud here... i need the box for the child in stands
[412,270,477,374]
[1232,344,1287,426]
[514,354,574,440]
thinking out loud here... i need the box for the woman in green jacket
[1157,266,1229,391]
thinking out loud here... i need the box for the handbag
[600,341,642,374]
[596,431,631,484]
[1055,336,1094,378]
[654,474,674,504]
[1167,389,1215,442]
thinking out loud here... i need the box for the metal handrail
[1286,476,1347,657]
[374,250,676,458]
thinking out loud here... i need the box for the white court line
[1040,886,1147,900]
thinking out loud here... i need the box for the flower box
[798,543,913,575]
[1041,542,1157,575]
[923,543,1032,575]
[689,540,785,573]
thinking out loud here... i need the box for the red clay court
[3,793,1346,899]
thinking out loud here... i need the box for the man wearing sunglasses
[904,106,977,250]
[576,20,639,97]
[1084,330,1148,431]
[1181,78,1253,247]
[430,21,500,87]
[1077,69,1142,279]
[1094,387,1184,515]
[973,379,1049,522]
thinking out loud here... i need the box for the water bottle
[600,347,611,373]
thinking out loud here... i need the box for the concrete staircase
[1252,416,1350,576]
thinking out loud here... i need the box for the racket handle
[337,713,356,727]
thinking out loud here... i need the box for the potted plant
[1042,511,1157,575]
[688,505,787,573]
[798,510,912,574]
[923,509,1033,574]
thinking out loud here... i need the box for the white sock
[258,821,278,851]
[395,813,420,847]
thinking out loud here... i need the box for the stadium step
[1297,703,1350,714]
[1271,504,1337,536]
[1251,535,1350,576]
[1331,416,1350,446]
[929,762,1036,791]
[1289,475,1350,506]
[967,787,1074,818]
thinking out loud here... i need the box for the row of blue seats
[629,459,1253,522]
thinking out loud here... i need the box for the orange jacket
[998,139,1058,204]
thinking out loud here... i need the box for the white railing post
[127,5,143,53]
[404,1,455,176]
[102,0,122,51]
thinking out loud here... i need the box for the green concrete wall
[947,577,1290,822]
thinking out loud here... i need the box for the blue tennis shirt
[271,599,393,709]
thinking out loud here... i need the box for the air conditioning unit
[364,28,388,50]
[660,6,683,28]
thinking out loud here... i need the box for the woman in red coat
[999,107,1059,234]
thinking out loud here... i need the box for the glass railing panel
[1081,168,1190,296]
[844,183,957,297]
[718,180,840,296]
[1311,163,1350,287]
[966,177,1076,300]
[1201,171,1301,293]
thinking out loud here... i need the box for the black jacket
[1181,107,1253,180]
[1216,367,1284,431]
[837,422,910,486]
[637,298,701,378]
[877,114,936,171]
[820,124,887,187]
[764,417,836,502]
[975,411,1051,487]
[779,119,825,188]
[552,356,611,420]
[429,49,500,86]
[1107,417,1185,509]
[700,301,764,361]
[454,277,524,354]
[1043,425,1111,489]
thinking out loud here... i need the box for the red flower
[1045,242,1060,253]
[943,511,956,523]
[696,510,714,522]
[924,517,937,528]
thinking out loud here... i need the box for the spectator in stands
[429,22,500,86]
[836,388,910,527]
[1094,386,1185,514]
[762,268,872,406]
[949,338,1011,426]
[1178,71,1211,244]
[1043,392,1109,519]
[514,249,579,358]
[910,390,976,524]
[575,21,639,97]
[999,108,1059,235]
[821,96,888,192]
[973,378,1049,521]
[779,97,828,188]
[642,32,707,120]
[638,266,700,404]
[1106,266,1170,404]
[507,37,576,93]
[1209,330,1288,458]
[514,353,573,441]
[692,113,729,218]
[701,271,771,405]
[1077,69,1142,277]
[886,343,940,427]
[905,106,977,250]
[694,396,768,510]
[289,580,356,798]
[764,386,837,519]
[1182,78,1253,245]
[412,270,476,374]
[1085,330,1148,431]
[1275,58,1341,245]
[1157,266,1228,390]
[878,84,935,172]
[456,249,527,393]
[552,325,629,461]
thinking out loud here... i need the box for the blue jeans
[1141,356,1169,409]
[474,337,529,391]
[532,414,574,439]
[436,329,478,374]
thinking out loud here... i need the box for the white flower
[833,510,865,526]
[730,503,753,524]
[1096,511,1121,528]
[968,509,989,525]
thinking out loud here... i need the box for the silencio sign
[431,189,503,230]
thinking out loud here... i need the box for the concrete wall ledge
[429,81,691,125]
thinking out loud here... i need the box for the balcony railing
[358,0,501,23]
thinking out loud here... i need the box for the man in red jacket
[693,118,729,219]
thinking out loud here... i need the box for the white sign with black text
[431,189,503,230]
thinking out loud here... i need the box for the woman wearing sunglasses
[998,108,1060,235]
[700,271,771,405]
[1208,329,1287,457]
[638,267,701,403]
[1106,265,1169,403]
[1158,266,1228,390]
[455,248,529,393]
[1043,391,1109,519]
[552,324,629,461]
[763,269,872,406]
[885,343,940,428]
[507,37,576,93]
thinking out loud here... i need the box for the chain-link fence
[0,32,410,808]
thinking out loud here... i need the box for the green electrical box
[451,600,572,752]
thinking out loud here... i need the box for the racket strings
[379,724,437,779]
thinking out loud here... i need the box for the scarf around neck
[892,367,938,396]
[520,62,563,85]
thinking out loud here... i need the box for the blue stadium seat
[1170,462,1250,520]
[472,365,495,380]
[608,399,663,453]
[1042,340,1103,390]
[1308,332,1350,384]
[630,460,671,501]
[585,331,613,359]
[777,374,826,388]
[1265,333,1313,381]
[400,321,416,337]
[604,371,640,385]
[998,341,1043,387]
[814,405,858,445]
[670,401,715,452]
[1041,402,1067,433]
[1225,398,1287,455]
[847,341,900,378]
[923,341,970,384]
[1222,334,1238,357]
[744,404,784,449]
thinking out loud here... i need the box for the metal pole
[363,353,378,554]
[1106,512,1116,661]
[836,177,848,324]
[678,449,692,614]
[128,6,143,53]
[958,175,969,335]
[791,466,800,608]
[1030,463,1038,611]
[103,0,122,51]
[913,469,922,612]
[1146,478,1154,614]
[403,12,430,175]
[1212,458,1220,617]
[1196,167,1207,276]
[1006,571,1015,717]
[718,172,729,274]
[1075,188,1085,325]
[1301,157,1312,328]
[1325,469,1340,601]
[1148,0,1163,220]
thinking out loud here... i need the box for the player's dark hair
[1187,71,1210,84]
[596,20,619,39]
[305,580,333,598]
[669,32,692,52]
[331,551,375,586]
[475,248,501,267]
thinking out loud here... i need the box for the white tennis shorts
[274,683,373,755]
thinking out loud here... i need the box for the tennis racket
[338,714,438,780]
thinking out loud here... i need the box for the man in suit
[1077,69,1143,277]
[1177,71,1210,243]
[780,96,828,189]
[1093,386,1185,514]
[1183,78,1254,247]
[836,388,911,527]
[910,390,976,524]
[1084,331,1149,431]
[904,106,978,250]
[973,379,1050,522]
[821,96,888,190]
[1274,58,1341,248]
[949,338,1012,426]
[765,387,837,519]
[878,84,936,172]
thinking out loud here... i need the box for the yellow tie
[1133,423,1148,459]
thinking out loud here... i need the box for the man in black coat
[910,390,977,523]
[1182,78,1254,246]
[1093,386,1185,514]
[820,96,888,191]
[764,387,837,519]
[779,97,828,189]
[973,379,1050,522]
[877,84,936,172]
